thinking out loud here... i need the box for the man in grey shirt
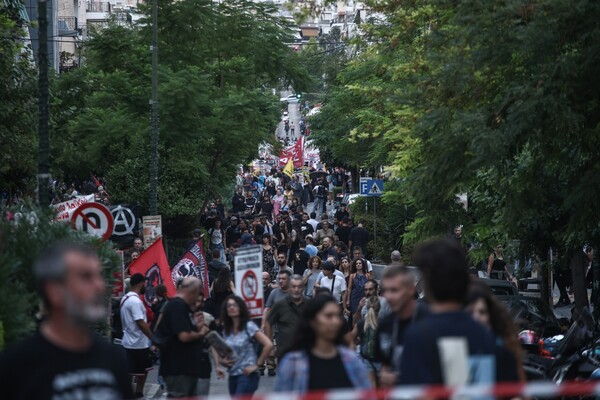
[356,279,391,322]
[259,268,292,376]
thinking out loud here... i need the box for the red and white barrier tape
[182,381,600,399]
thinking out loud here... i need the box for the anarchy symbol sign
[111,205,137,236]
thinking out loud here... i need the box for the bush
[0,206,119,346]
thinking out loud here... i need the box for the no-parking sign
[71,203,115,241]
[234,246,264,318]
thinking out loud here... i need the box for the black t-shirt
[293,249,311,275]
[157,297,211,378]
[244,197,257,211]
[226,225,240,247]
[335,225,352,245]
[334,209,349,222]
[400,311,496,385]
[300,222,314,239]
[308,351,353,391]
[349,226,370,252]
[232,193,245,212]
[0,331,132,400]
[375,314,413,372]
[208,260,227,285]
[259,202,274,216]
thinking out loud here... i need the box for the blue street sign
[359,177,371,195]
[361,179,384,196]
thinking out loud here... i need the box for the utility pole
[37,0,51,207]
[149,0,159,214]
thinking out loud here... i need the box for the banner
[109,204,140,246]
[278,136,304,168]
[142,215,162,248]
[171,239,211,299]
[53,195,95,221]
[129,238,176,306]
[234,245,264,319]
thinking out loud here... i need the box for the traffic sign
[71,203,115,241]
[234,246,264,318]
[366,179,384,196]
[241,270,259,301]
[360,177,372,195]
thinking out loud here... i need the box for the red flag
[91,173,101,187]
[171,239,210,299]
[129,238,176,306]
[279,136,304,168]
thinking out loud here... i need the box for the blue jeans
[313,197,324,216]
[228,373,259,397]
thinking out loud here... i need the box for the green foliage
[51,0,313,218]
[0,11,37,197]
[312,0,600,258]
[0,207,119,345]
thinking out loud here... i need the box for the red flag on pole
[129,237,176,306]
[171,239,210,299]
[279,136,304,168]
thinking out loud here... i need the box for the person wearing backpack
[312,179,327,218]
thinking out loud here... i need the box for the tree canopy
[49,0,312,217]
[310,0,600,259]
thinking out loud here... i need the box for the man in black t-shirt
[0,243,132,400]
[299,213,314,239]
[400,239,497,386]
[293,240,311,276]
[375,265,418,387]
[157,276,211,398]
[225,216,240,248]
[232,187,246,213]
[348,218,370,256]
[335,217,352,246]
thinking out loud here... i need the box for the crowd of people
[0,234,525,399]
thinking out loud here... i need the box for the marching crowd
[0,178,524,400]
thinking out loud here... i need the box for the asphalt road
[145,366,276,399]
[277,97,301,141]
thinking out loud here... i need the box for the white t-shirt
[120,292,150,349]
[316,269,345,284]
[320,274,347,303]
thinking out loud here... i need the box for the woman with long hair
[274,295,371,393]
[466,279,525,382]
[261,234,277,283]
[339,256,351,286]
[209,267,234,318]
[345,258,368,325]
[278,221,292,259]
[353,296,381,386]
[303,256,323,298]
[218,296,274,396]
[273,188,284,216]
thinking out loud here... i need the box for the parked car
[498,295,564,337]
[280,94,298,103]
[480,277,519,296]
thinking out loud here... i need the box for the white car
[280,94,299,103]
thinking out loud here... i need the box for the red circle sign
[71,203,114,242]
[241,270,258,301]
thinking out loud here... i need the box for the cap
[193,228,202,236]
[130,273,147,286]
[230,216,238,221]
[323,261,335,271]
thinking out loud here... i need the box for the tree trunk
[540,257,551,307]
[571,251,589,313]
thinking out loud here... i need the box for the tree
[0,7,38,200]
[311,0,600,294]
[51,0,313,219]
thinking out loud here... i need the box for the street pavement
[277,96,301,141]
[144,364,276,399]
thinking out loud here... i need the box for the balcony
[57,17,78,37]
[86,1,111,12]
